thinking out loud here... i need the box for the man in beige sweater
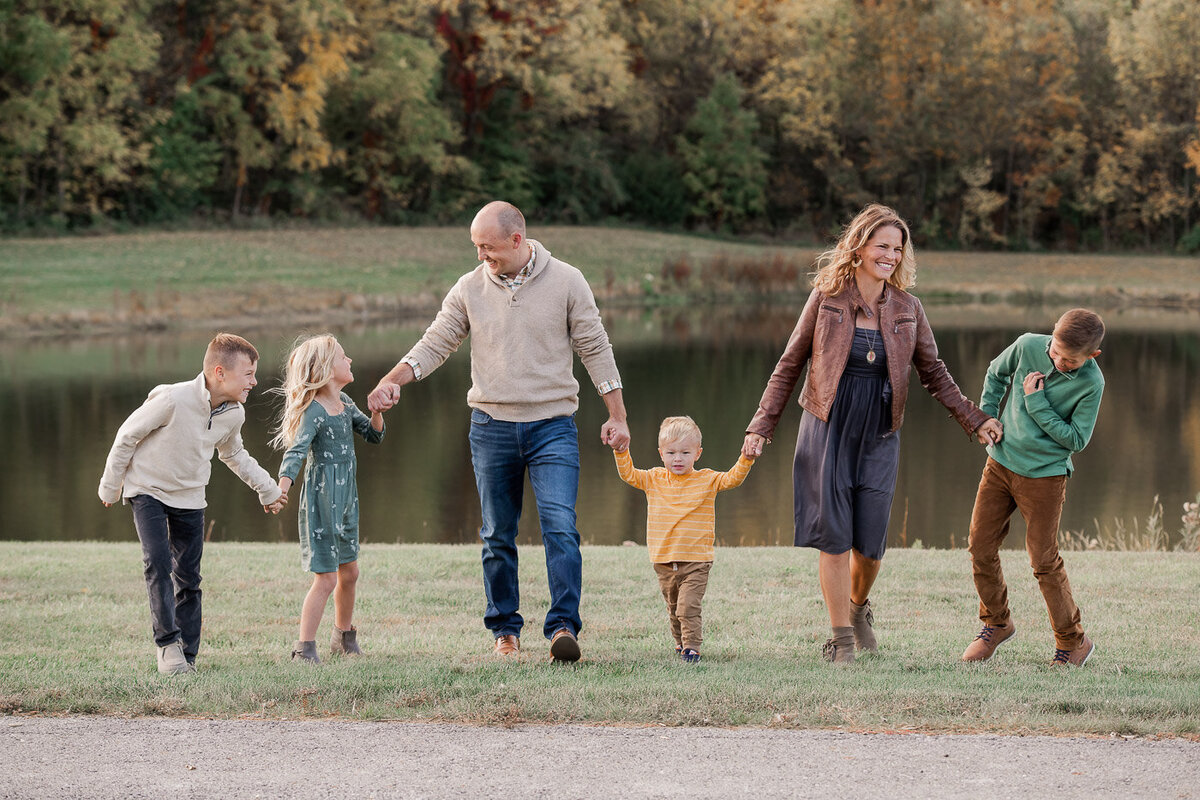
[369,201,629,663]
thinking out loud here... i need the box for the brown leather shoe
[550,628,581,663]
[494,634,520,656]
[961,623,1016,662]
[1051,635,1095,667]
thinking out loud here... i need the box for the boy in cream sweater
[613,416,754,663]
[99,333,285,674]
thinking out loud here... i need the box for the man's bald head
[474,201,526,239]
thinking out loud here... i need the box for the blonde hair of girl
[270,333,339,450]
[811,203,917,296]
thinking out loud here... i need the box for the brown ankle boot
[822,626,855,664]
[330,625,361,656]
[291,640,319,664]
[851,599,878,652]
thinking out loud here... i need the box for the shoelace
[1052,648,1071,664]
[974,625,999,643]
[821,639,838,659]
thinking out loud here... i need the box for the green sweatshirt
[981,333,1104,478]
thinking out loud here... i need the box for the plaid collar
[499,243,537,290]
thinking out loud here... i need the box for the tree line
[2,0,1198,251]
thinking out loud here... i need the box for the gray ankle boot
[851,599,878,652]
[330,625,361,656]
[822,626,856,664]
[291,640,319,664]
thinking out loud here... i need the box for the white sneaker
[156,640,194,675]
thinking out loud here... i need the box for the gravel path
[3,717,1197,799]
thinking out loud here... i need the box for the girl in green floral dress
[273,335,385,663]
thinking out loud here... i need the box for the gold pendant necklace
[866,327,878,364]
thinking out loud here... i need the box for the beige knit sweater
[98,373,282,509]
[403,240,621,422]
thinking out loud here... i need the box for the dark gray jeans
[130,495,205,663]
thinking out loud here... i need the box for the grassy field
[3,226,1199,335]
[2,542,1197,736]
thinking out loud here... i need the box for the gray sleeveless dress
[792,327,900,559]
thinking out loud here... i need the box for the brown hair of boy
[1053,309,1105,354]
[204,333,259,370]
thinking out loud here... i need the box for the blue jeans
[130,495,205,663]
[468,410,583,640]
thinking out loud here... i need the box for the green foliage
[676,74,768,232]
[0,0,1199,248]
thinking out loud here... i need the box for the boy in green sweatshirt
[961,308,1105,667]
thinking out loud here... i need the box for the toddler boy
[961,309,1104,666]
[99,333,285,674]
[613,416,754,663]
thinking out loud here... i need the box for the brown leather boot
[330,625,361,656]
[291,640,319,664]
[821,626,855,664]
[851,599,878,652]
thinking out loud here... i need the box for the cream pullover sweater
[403,240,621,422]
[98,373,282,509]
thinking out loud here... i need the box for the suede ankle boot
[330,625,361,656]
[851,599,878,652]
[821,626,855,664]
[291,640,319,664]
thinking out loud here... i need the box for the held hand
[975,418,1003,446]
[743,433,766,459]
[601,418,630,453]
[1023,371,1045,396]
[367,382,401,413]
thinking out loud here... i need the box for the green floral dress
[279,393,384,573]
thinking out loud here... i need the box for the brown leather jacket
[747,283,989,441]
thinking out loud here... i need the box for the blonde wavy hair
[811,204,917,296]
[270,333,340,450]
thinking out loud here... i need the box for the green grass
[3,226,1198,335]
[2,542,1197,735]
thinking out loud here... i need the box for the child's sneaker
[961,623,1016,662]
[680,648,701,664]
[156,640,194,675]
[1051,635,1095,667]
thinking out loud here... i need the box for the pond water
[2,304,1198,550]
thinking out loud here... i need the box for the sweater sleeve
[614,449,651,490]
[980,337,1021,418]
[566,268,622,392]
[402,275,472,380]
[97,387,174,504]
[1024,382,1103,454]
[217,412,283,505]
[713,455,754,491]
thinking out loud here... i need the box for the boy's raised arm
[1024,384,1103,453]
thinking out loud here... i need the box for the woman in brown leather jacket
[742,204,1002,664]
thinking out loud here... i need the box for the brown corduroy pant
[653,561,712,651]
[967,457,1085,650]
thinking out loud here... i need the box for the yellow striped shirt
[614,449,754,563]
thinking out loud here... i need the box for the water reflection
[2,305,1198,549]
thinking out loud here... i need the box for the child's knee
[312,572,338,593]
[338,561,360,584]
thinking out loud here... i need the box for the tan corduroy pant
[968,458,1085,650]
[653,561,712,651]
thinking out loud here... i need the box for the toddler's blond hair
[658,416,702,448]
[270,333,340,450]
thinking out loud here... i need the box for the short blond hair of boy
[658,416,702,447]
[204,333,259,371]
